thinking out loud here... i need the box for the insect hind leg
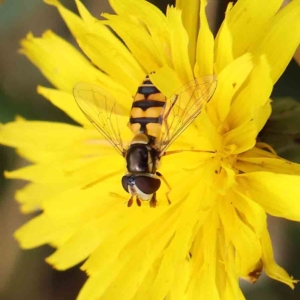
[163,149,215,157]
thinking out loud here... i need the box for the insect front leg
[136,197,142,207]
[127,196,134,207]
[150,193,157,208]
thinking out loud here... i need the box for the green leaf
[260,97,300,162]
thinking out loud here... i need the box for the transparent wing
[157,75,217,154]
[73,82,126,156]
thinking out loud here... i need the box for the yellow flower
[1,0,300,299]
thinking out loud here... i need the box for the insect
[73,74,217,207]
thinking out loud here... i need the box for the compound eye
[121,176,129,193]
[135,176,161,194]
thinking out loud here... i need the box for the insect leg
[164,94,179,120]
[82,170,121,189]
[127,196,134,207]
[162,94,179,141]
[156,172,171,205]
[164,118,170,141]
[150,193,157,208]
[163,149,215,157]
[136,197,142,207]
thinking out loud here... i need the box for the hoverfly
[73,74,217,207]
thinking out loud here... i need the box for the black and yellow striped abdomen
[129,77,166,138]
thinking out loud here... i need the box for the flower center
[219,143,238,164]
[212,142,239,194]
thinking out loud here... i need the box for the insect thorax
[126,139,159,174]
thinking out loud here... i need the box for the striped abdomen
[129,76,166,138]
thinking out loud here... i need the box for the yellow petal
[188,264,220,300]
[176,0,200,66]
[215,228,228,296]
[22,29,130,102]
[195,0,214,77]
[149,181,218,300]
[207,53,253,125]
[193,109,220,151]
[110,0,166,24]
[168,260,190,300]
[221,245,244,300]
[16,136,114,164]
[239,172,300,221]
[214,8,233,73]
[256,101,272,134]
[0,119,84,154]
[167,159,218,205]
[76,33,143,95]
[85,180,217,299]
[79,205,180,299]
[249,0,300,83]
[20,31,103,93]
[47,0,144,94]
[46,210,125,270]
[14,214,76,249]
[132,256,167,300]
[37,86,88,125]
[220,0,282,59]
[237,147,300,175]
[187,208,219,299]
[102,13,165,72]
[218,197,262,276]
[6,154,122,198]
[226,56,272,131]
[223,121,257,154]
[45,0,85,35]
[6,162,74,185]
[81,204,176,274]
[232,187,267,239]
[109,0,173,69]
[42,170,127,227]
[0,118,122,164]
[15,183,65,214]
[217,162,236,193]
[261,228,297,288]
[149,66,183,97]
[166,6,194,84]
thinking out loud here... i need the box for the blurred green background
[0,0,300,299]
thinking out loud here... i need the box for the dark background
[0,0,300,299]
